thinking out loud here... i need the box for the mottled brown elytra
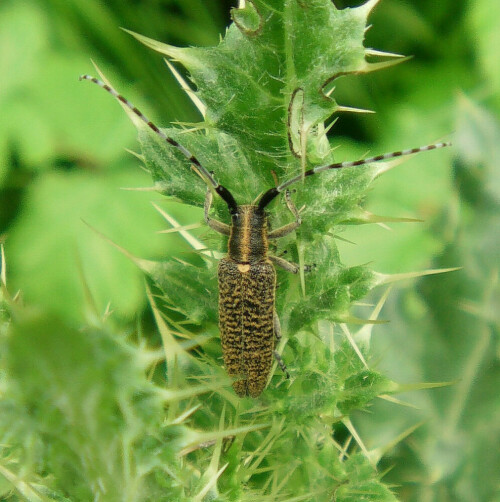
[80,74,451,397]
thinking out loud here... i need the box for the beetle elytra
[80,74,450,397]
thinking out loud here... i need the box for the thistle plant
[0,1,454,501]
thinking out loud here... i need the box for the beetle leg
[268,190,302,239]
[274,310,283,341]
[273,311,290,378]
[269,255,300,274]
[269,255,317,275]
[273,351,290,379]
[204,188,231,235]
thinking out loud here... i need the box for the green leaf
[124,3,434,498]
[135,1,386,333]
[5,168,169,323]
[358,97,500,501]
[7,1,460,500]
[469,0,500,109]
[134,0,376,218]
[2,311,165,500]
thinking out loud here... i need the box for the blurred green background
[1,0,498,500]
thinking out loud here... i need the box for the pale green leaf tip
[342,417,373,465]
[372,156,411,177]
[356,0,381,19]
[145,283,196,365]
[82,219,157,274]
[365,48,406,59]
[393,380,458,393]
[0,465,45,502]
[152,203,213,255]
[120,186,158,192]
[355,286,393,348]
[368,421,424,464]
[192,423,269,449]
[164,58,206,117]
[122,27,194,66]
[341,315,388,326]
[193,463,228,502]
[336,105,375,114]
[360,56,413,74]
[156,383,218,403]
[0,243,6,287]
[378,393,420,409]
[357,210,423,224]
[87,62,119,103]
[74,248,102,324]
[124,147,144,162]
[374,267,462,286]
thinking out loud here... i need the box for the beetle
[80,74,450,397]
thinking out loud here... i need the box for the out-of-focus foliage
[357,96,500,502]
[0,0,230,323]
[0,0,498,501]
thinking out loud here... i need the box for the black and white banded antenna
[79,74,238,214]
[258,141,452,209]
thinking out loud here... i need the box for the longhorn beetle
[80,74,451,398]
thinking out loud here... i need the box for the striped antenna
[258,141,451,209]
[79,74,238,213]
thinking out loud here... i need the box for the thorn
[336,105,375,115]
[74,245,100,323]
[375,267,462,286]
[377,222,392,231]
[145,282,191,365]
[151,202,214,256]
[155,384,219,403]
[392,380,457,393]
[338,435,353,462]
[0,465,45,502]
[340,324,368,368]
[378,394,419,409]
[124,148,145,162]
[194,463,229,501]
[372,155,413,177]
[122,28,194,65]
[365,48,406,59]
[342,417,374,466]
[331,233,356,245]
[164,58,206,117]
[323,117,339,136]
[355,285,393,348]
[341,315,389,325]
[360,56,413,74]
[325,85,336,97]
[171,404,202,425]
[120,186,158,192]
[82,219,157,274]
[368,421,424,465]
[354,210,424,224]
[0,244,6,287]
[157,223,202,234]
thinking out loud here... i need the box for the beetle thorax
[227,205,268,264]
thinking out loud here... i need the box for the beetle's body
[219,256,276,397]
[218,206,276,397]
[80,74,451,398]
